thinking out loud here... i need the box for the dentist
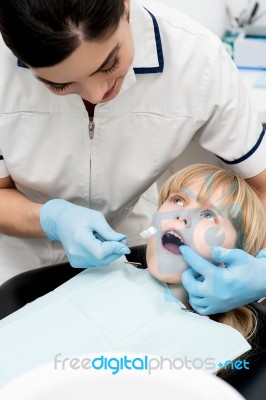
[0,0,265,313]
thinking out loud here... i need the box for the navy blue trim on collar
[133,8,164,74]
[17,59,29,69]
[217,129,265,165]
[0,155,4,160]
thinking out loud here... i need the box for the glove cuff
[40,199,71,240]
[257,248,266,259]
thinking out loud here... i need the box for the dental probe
[126,226,157,246]
[94,226,157,246]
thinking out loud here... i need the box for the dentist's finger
[180,245,216,275]
[182,267,204,296]
[211,246,249,266]
[188,295,209,308]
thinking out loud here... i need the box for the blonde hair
[159,164,266,340]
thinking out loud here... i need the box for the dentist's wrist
[40,199,70,240]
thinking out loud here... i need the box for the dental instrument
[94,226,157,246]
[126,226,157,246]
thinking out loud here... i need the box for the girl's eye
[201,210,216,221]
[48,83,70,93]
[170,196,184,206]
[101,56,120,75]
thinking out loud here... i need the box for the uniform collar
[116,0,164,96]
[17,59,28,68]
[130,0,164,74]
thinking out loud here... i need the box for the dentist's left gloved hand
[180,245,266,315]
[40,199,130,268]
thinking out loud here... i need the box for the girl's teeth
[167,231,181,240]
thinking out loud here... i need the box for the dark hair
[0,0,125,67]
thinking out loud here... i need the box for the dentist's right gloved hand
[40,199,130,268]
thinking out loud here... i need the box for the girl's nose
[176,211,191,228]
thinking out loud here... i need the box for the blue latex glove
[180,245,266,315]
[40,199,130,268]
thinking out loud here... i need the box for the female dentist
[0,0,265,314]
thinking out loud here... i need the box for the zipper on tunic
[89,117,95,139]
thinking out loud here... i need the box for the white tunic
[0,0,265,282]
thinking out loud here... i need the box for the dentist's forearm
[0,188,45,237]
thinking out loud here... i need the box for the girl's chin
[151,271,183,284]
[162,276,182,284]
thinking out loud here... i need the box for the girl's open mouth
[162,230,185,255]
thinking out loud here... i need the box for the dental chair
[0,245,265,400]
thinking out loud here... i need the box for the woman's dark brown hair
[0,0,125,67]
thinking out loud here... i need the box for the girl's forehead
[171,177,205,196]
[171,178,232,204]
